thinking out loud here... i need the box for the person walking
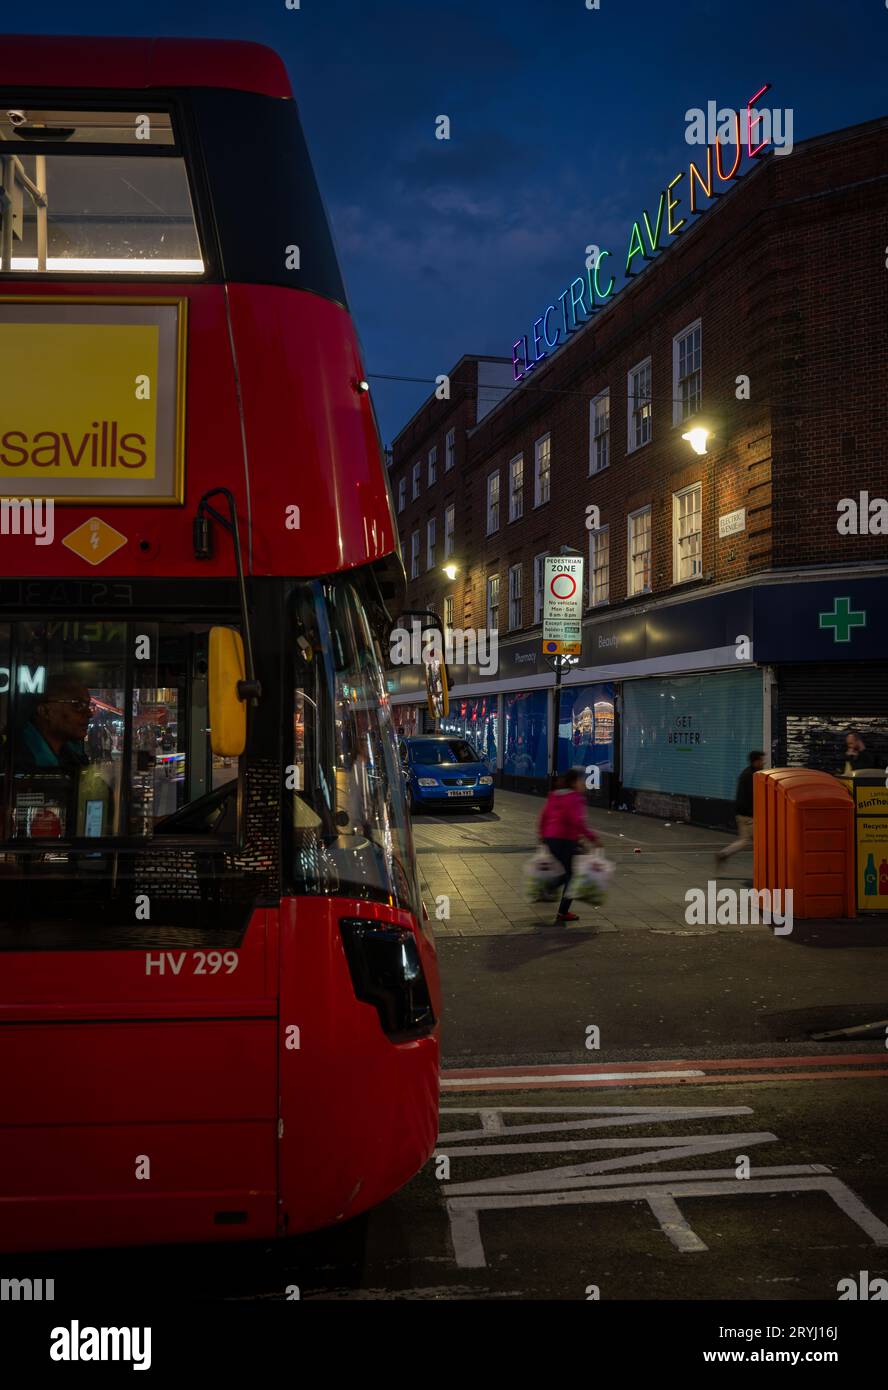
[716,750,764,865]
[842,729,882,774]
[538,767,600,924]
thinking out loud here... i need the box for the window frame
[428,446,438,487]
[410,530,420,579]
[588,525,610,608]
[627,357,652,454]
[673,319,702,427]
[445,428,455,472]
[509,453,524,522]
[508,562,523,631]
[397,477,406,513]
[627,504,652,597]
[673,482,703,584]
[412,461,421,500]
[533,552,547,624]
[444,502,455,559]
[0,98,212,282]
[426,516,436,571]
[0,614,244,854]
[534,433,551,507]
[486,469,500,535]
[486,572,500,631]
[589,388,610,475]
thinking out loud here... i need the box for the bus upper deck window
[0,108,203,275]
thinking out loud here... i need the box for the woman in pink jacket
[538,768,600,923]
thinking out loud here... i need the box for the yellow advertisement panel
[854,782,888,912]
[0,299,185,504]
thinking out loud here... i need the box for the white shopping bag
[524,846,565,902]
[567,850,614,903]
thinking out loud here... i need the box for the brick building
[388,115,888,827]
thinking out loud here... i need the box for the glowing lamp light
[443,563,458,581]
[681,426,710,455]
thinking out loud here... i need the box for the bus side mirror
[208,626,247,757]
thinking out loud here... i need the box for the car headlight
[479,775,493,785]
[417,778,438,787]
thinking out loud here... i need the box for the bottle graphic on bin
[880,858,888,895]
[864,853,878,897]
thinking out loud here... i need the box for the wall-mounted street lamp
[443,563,458,581]
[681,426,711,456]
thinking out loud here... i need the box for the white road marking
[446,1175,888,1267]
[438,1105,752,1143]
[438,1104,888,1269]
[443,1070,704,1088]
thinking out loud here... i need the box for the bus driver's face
[36,686,92,750]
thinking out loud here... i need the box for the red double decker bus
[0,34,440,1253]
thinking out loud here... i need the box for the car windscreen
[410,740,479,765]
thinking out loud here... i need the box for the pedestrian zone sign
[542,555,583,656]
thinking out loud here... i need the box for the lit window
[673,484,702,582]
[589,526,610,607]
[589,389,610,474]
[627,358,652,452]
[0,109,203,275]
[486,470,500,534]
[627,506,652,595]
[673,321,702,425]
[509,454,524,521]
[534,434,551,506]
[487,573,500,630]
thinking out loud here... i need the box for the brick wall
[393,119,888,636]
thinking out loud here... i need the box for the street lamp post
[545,545,584,786]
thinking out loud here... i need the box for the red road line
[444,1054,884,1079]
[441,1069,888,1091]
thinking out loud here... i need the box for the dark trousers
[544,837,579,914]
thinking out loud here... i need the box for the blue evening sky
[7,0,888,442]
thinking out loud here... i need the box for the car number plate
[447,789,473,797]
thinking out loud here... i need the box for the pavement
[414,788,882,938]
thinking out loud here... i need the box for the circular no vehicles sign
[549,572,577,600]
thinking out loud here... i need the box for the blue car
[399,736,495,814]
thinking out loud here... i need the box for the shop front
[439,694,498,766]
[753,575,888,777]
[621,667,764,827]
[557,682,615,805]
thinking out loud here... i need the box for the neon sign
[511,84,776,382]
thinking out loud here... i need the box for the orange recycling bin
[753,769,855,919]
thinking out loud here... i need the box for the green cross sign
[819,596,866,643]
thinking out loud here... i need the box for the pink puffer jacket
[538,788,599,843]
